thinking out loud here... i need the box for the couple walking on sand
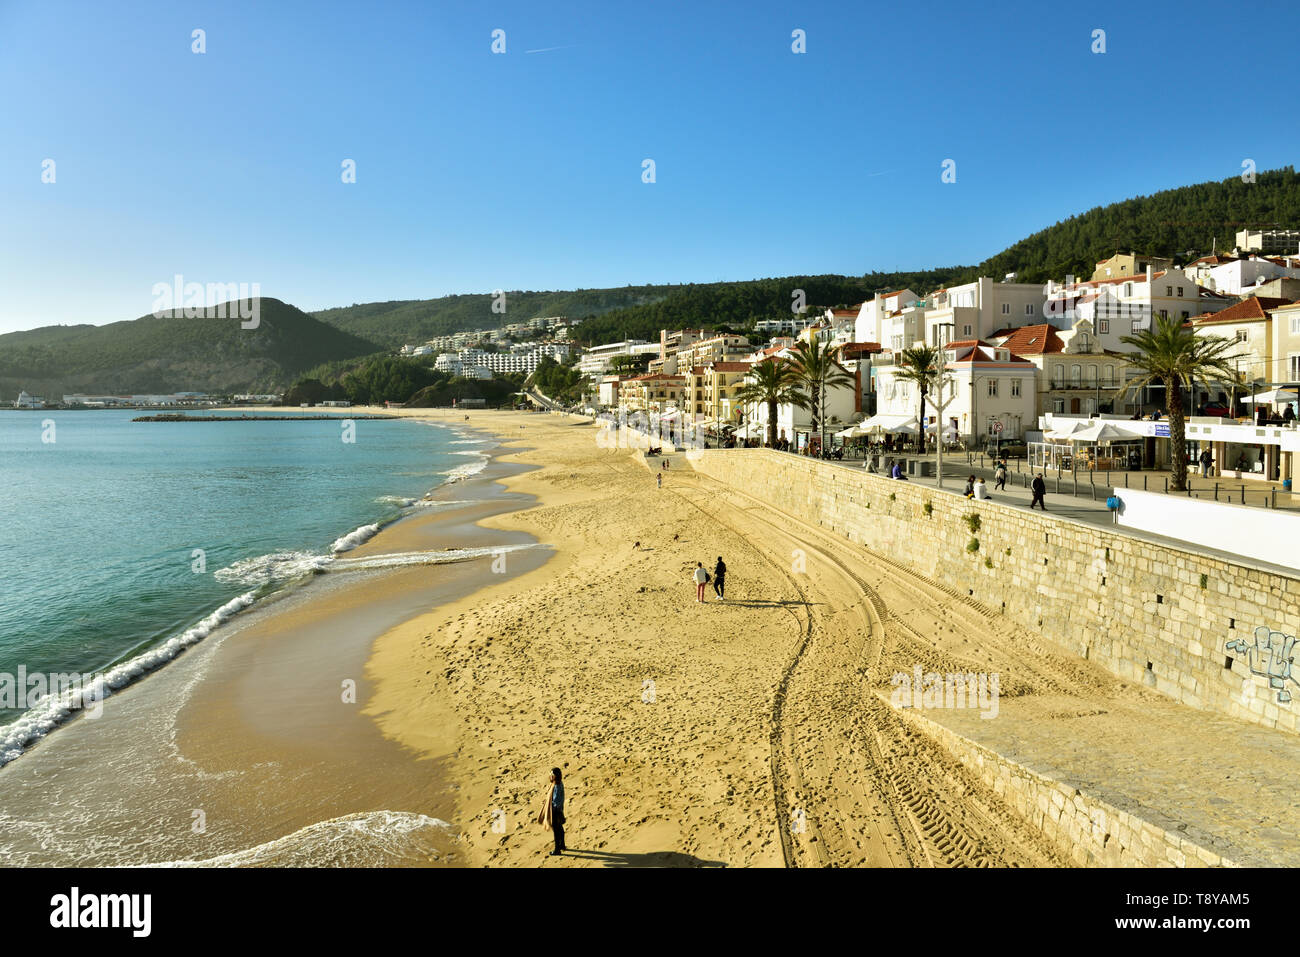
[692,557,726,602]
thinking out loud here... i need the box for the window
[1131,320,1143,333]
[1070,364,1081,387]
[1177,287,1184,297]
[1236,330,1248,342]
[1098,319,1109,334]
[1053,398,1065,413]
[1052,366,1064,388]
[1011,379,1021,397]
[987,379,998,397]
[1001,303,1010,315]
[1088,364,1099,387]
[1166,286,1173,296]
[962,324,972,336]
[1159,310,1168,321]
[1025,303,1034,315]
[1291,315,1300,335]
[1290,355,1300,379]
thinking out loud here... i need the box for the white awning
[862,413,919,434]
[1242,388,1298,404]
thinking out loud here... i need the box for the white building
[1044,267,1222,352]
[874,340,1037,444]
[13,390,45,409]
[853,289,920,345]
[1201,255,1300,296]
[577,340,656,377]
[923,278,1050,348]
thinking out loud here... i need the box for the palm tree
[1116,316,1241,491]
[789,335,855,452]
[734,358,804,448]
[894,345,945,446]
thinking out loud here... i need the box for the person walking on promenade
[994,462,1007,490]
[693,561,709,602]
[1030,473,1047,510]
[1199,448,1213,477]
[537,767,566,856]
[712,556,727,600]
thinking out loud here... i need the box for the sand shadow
[559,848,727,868]
[715,599,809,609]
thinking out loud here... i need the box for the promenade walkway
[808,453,1298,577]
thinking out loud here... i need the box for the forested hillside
[979,166,1300,283]
[0,299,380,399]
[312,285,680,347]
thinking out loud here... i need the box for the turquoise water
[0,410,486,754]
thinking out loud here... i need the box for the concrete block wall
[686,449,1300,736]
[887,698,1237,867]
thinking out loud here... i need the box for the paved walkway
[801,453,1298,577]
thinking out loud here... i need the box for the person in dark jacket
[538,767,566,856]
[713,557,727,600]
[1030,473,1047,510]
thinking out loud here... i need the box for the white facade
[854,288,919,345]
[874,342,1038,442]
[577,339,653,377]
[923,278,1049,347]
[1203,256,1300,296]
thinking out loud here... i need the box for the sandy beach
[361,410,1072,867]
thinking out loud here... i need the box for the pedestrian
[1199,448,1213,477]
[657,472,662,489]
[964,475,976,499]
[890,461,902,480]
[994,462,1007,490]
[1030,473,1047,510]
[713,556,727,600]
[973,476,989,500]
[537,767,566,856]
[692,561,708,603]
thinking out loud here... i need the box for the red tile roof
[1190,296,1290,324]
[710,361,752,372]
[998,324,1066,356]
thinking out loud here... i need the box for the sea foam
[0,592,257,767]
[141,810,454,867]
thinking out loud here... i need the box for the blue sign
[1153,423,1170,437]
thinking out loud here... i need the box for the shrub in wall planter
[966,537,980,553]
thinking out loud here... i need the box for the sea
[0,409,491,767]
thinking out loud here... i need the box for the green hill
[311,285,682,348]
[978,166,1300,284]
[0,298,380,400]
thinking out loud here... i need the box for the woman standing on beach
[538,767,566,856]
[692,562,708,602]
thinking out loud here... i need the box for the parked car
[1200,403,1230,417]
[985,440,1028,458]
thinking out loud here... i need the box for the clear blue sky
[1,0,1297,333]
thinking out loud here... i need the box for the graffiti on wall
[1227,626,1298,704]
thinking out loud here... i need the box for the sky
[1,0,1298,333]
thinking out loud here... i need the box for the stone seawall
[685,449,1300,736]
[886,698,1237,867]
